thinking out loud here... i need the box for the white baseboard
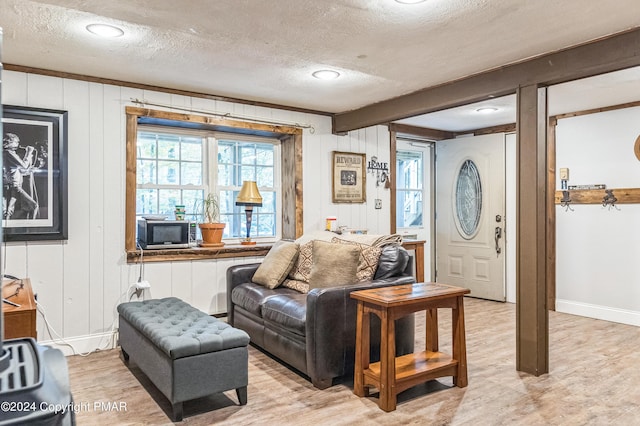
[556,299,640,327]
[39,331,119,356]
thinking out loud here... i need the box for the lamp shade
[236,181,263,206]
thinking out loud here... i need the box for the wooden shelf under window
[126,243,273,263]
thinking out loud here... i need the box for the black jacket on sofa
[226,245,416,389]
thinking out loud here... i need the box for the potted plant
[198,193,226,247]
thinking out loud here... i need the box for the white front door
[435,134,506,301]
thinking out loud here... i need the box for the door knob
[494,226,502,256]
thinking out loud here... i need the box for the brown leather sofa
[226,245,416,389]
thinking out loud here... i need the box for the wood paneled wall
[2,70,392,354]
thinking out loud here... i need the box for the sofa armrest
[305,275,415,382]
[226,263,261,325]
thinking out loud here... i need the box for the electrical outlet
[374,199,382,209]
[136,280,151,290]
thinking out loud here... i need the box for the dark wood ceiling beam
[388,123,454,140]
[334,27,640,133]
[453,123,516,137]
[552,99,640,121]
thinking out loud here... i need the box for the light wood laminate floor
[66,298,640,425]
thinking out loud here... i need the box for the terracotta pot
[198,223,225,248]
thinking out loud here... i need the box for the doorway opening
[395,138,434,281]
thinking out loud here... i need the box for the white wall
[2,70,393,354]
[505,133,517,304]
[555,107,640,326]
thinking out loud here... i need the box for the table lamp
[236,181,262,245]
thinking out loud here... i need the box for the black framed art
[2,105,68,241]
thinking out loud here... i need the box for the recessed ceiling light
[312,70,340,80]
[475,107,499,114]
[395,0,427,4]
[86,24,124,38]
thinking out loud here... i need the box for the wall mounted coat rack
[554,187,640,205]
[367,155,390,187]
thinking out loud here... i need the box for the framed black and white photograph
[2,105,68,241]
[332,151,366,203]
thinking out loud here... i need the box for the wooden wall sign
[332,151,366,203]
[635,134,640,161]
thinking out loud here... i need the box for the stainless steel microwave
[137,219,190,249]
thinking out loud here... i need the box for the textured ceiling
[1,0,640,116]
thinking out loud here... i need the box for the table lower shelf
[363,350,459,394]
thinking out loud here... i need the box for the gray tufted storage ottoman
[117,297,250,421]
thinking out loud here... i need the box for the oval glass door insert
[455,159,482,238]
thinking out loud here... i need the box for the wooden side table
[351,282,470,412]
[2,278,37,339]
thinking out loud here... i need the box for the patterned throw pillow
[331,237,382,282]
[288,240,313,282]
[281,279,310,294]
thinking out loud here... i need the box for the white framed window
[396,149,425,229]
[136,128,207,223]
[215,134,280,243]
[136,126,280,243]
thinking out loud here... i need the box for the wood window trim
[125,106,303,263]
